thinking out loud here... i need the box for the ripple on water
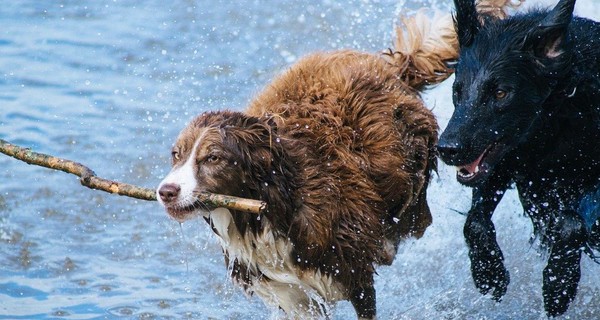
[107,305,139,317]
[60,303,108,318]
[10,77,66,89]
[0,94,17,102]
[0,282,49,301]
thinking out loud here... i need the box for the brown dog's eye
[206,155,220,163]
[171,151,180,161]
[495,89,507,100]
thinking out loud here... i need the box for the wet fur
[439,0,600,316]
[157,2,516,318]
[164,50,439,319]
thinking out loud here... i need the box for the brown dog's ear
[454,0,481,47]
[219,114,266,143]
[217,112,262,129]
[521,0,576,59]
[219,113,275,158]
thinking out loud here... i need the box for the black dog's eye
[495,89,508,100]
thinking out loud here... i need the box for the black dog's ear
[453,0,480,47]
[521,0,576,59]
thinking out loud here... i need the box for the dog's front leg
[464,173,511,301]
[542,209,586,317]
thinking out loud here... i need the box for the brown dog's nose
[158,183,181,203]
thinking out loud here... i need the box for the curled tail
[477,0,525,21]
[383,9,458,90]
[384,0,525,90]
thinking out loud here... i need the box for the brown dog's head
[156,111,279,222]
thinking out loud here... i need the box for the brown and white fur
[156,2,517,319]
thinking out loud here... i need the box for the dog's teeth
[457,168,475,178]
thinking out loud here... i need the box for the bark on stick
[0,139,266,214]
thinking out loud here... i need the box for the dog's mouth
[164,201,210,222]
[456,142,507,185]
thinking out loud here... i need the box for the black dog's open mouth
[456,142,507,184]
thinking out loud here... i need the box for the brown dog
[156,3,513,318]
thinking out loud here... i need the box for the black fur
[439,0,600,316]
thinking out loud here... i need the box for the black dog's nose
[158,183,181,203]
[436,140,462,164]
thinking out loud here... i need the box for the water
[1,0,599,319]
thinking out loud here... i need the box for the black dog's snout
[436,140,463,163]
[158,183,181,203]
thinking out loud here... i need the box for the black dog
[438,0,600,316]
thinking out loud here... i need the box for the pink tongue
[459,151,486,174]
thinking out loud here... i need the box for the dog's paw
[470,253,510,301]
[541,209,585,316]
[542,254,581,317]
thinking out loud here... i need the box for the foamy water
[0,1,598,319]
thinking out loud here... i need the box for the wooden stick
[0,138,266,214]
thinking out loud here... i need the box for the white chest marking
[208,208,346,318]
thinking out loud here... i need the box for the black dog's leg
[465,173,511,301]
[542,210,585,317]
[465,212,510,300]
[350,283,376,320]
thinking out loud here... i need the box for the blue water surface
[1,0,600,319]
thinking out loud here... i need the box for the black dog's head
[438,0,576,185]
